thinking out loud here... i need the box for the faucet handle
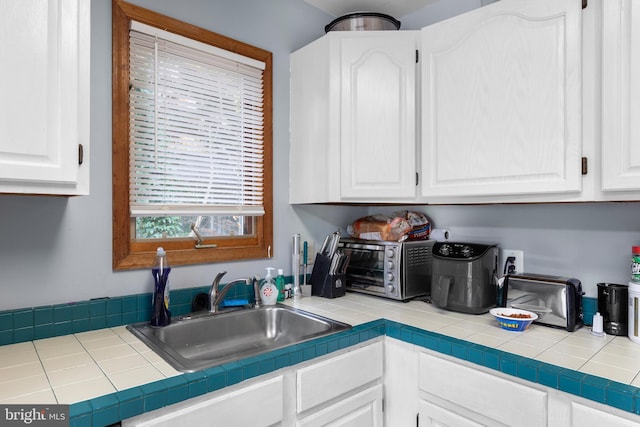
[212,271,227,287]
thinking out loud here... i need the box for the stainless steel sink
[127,304,351,372]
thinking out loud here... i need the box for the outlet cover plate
[501,249,524,275]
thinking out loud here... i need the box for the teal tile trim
[69,402,92,427]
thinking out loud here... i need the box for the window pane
[112,0,272,270]
[128,28,265,217]
[134,215,255,239]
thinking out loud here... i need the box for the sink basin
[127,304,351,372]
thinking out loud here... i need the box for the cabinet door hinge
[581,157,588,175]
[78,144,84,165]
[416,49,419,63]
[416,172,419,186]
[582,0,587,9]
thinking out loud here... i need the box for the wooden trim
[112,0,273,270]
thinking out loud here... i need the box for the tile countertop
[2,293,640,408]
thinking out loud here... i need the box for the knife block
[310,253,345,299]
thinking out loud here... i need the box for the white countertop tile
[52,376,116,403]
[465,332,513,348]
[580,360,637,384]
[3,389,57,405]
[97,352,154,375]
[535,349,589,370]
[107,365,165,391]
[0,343,39,367]
[0,361,44,383]
[0,374,51,401]
[40,352,95,372]
[34,338,86,360]
[496,340,544,358]
[46,363,105,388]
[87,344,137,362]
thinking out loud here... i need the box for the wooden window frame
[112,0,273,270]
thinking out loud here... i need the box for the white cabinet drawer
[297,384,383,427]
[571,402,640,427]
[419,352,547,427]
[419,400,484,427]
[297,341,383,413]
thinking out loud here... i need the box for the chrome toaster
[503,273,584,332]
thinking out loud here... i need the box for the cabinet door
[601,0,640,193]
[338,32,417,200]
[419,352,547,427]
[420,0,582,199]
[0,0,89,195]
[297,384,383,427]
[419,400,484,427]
[571,402,640,427]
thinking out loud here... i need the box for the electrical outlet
[500,249,524,275]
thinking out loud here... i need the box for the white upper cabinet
[290,31,418,204]
[0,0,90,195]
[419,0,582,202]
[600,0,640,197]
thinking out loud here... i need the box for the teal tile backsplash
[0,279,275,346]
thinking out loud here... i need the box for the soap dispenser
[260,267,278,305]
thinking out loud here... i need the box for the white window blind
[129,21,265,217]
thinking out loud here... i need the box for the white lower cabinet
[418,352,547,427]
[296,340,383,413]
[384,337,640,427]
[296,341,384,426]
[123,340,383,427]
[419,400,484,427]
[572,402,640,427]
[296,385,383,427]
[125,337,640,426]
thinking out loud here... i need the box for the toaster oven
[338,238,436,301]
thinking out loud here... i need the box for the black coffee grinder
[597,282,628,336]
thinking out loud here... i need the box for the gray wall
[0,0,637,312]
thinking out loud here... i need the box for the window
[112,0,273,270]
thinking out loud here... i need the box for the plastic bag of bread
[393,210,431,241]
[347,214,412,241]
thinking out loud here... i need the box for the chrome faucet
[208,271,252,313]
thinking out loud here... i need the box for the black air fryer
[430,242,498,314]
